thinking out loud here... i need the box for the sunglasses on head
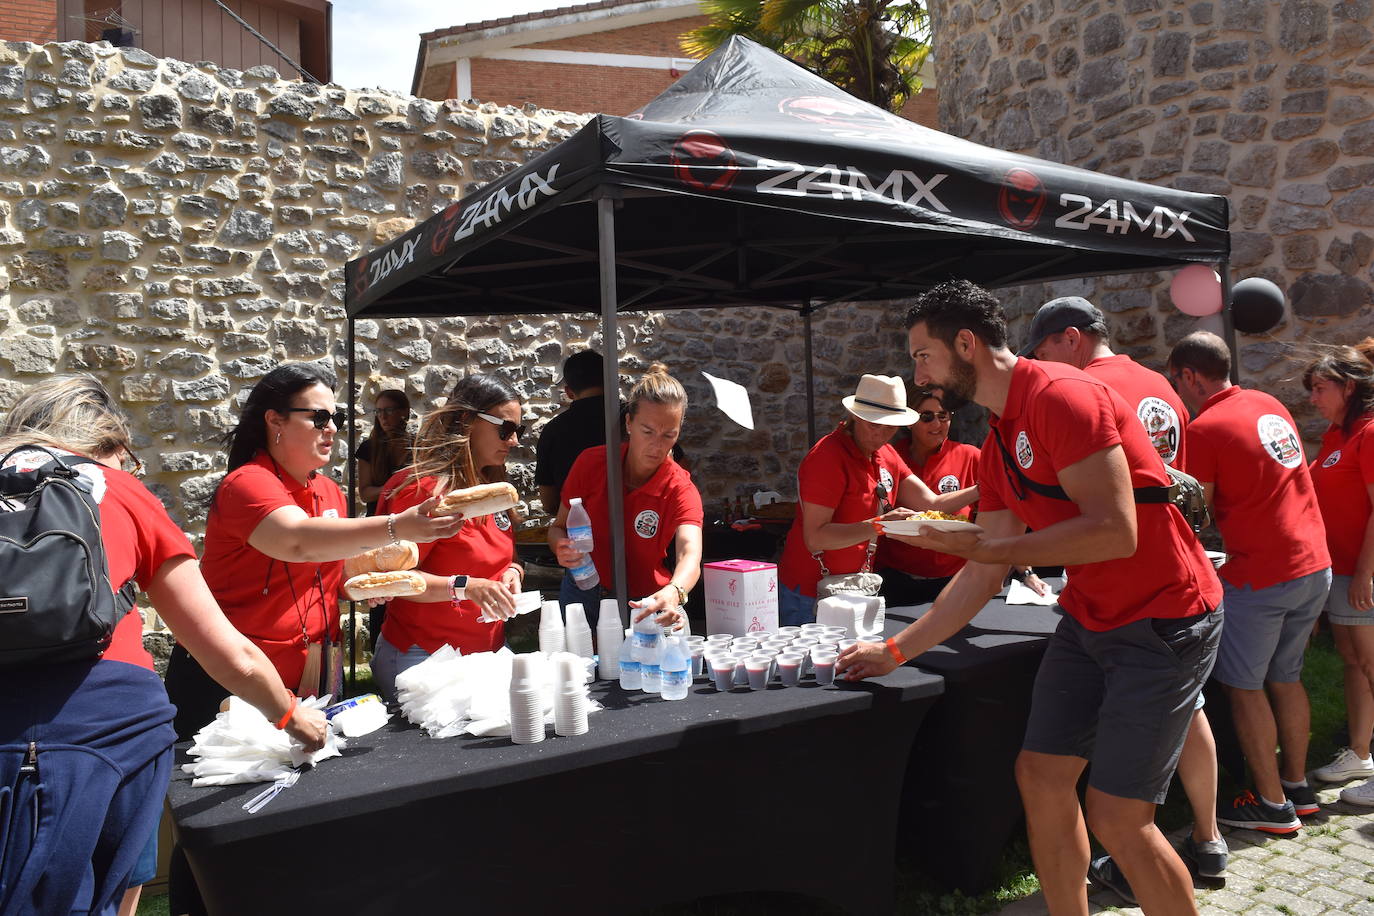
[477,412,527,441]
[917,411,951,423]
[287,407,347,429]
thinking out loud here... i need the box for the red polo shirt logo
[1138,396,1181,465]
[634,509,660,538]
[1323,449,1342,468]
[1015,430,1034,468]
[938,474,961,493]
[1258,414,1303,468]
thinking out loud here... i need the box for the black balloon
[1230,277,1285,334]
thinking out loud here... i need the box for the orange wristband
[885,637,908,666]
[275,696,298,730]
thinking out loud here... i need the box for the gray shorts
[1214,568,1331,690]
[1327,574,1374,626]
[1023,607,1222,804]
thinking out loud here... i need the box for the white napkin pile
[395,646,602,739]
[182,695,346,786]
[1006,578,1059,606]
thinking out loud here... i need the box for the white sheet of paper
[1006,578,1058,606]
[702,371,754,430]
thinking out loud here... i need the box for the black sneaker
[1181,835,1228,878]
[1087,855,1137,905]
[1216,790,1301,834]
[1286,782,1320,817]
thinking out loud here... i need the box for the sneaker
[1216,790,1301,834]
[1339,776,1374,807]
[1313,747,1374,783]
[1181,835,1229,878]
[1087,855,1136,905]
[1286,782,1320,817]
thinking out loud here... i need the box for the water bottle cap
[570,497,582,506]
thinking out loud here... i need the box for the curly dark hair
[904,279,1008,349]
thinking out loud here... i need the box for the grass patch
[1303,629,1346,768]
[137,892,169,916]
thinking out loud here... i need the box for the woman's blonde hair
[627,362,687,417]
[409,373,520,496]
[0,375,132,461]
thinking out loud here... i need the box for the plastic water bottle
[631,610,659,662]
[617,628,641,690]
[659,631,690,701]
[640,629,664,695]
[566,498,600,589]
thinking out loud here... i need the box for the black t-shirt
[535,396,609,494]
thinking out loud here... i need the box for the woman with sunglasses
[164,364,464,737]
[550,363,701,631]
[356,388,412,516]
[875,388,985,606]
[370,373,528,702]
[777,375,978,626]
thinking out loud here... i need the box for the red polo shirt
[201,451,347,688]
[877,437,980,578]
[379,472,517,655]
[780,425,914,596]
[561,444,704,598]
[1310,413,1374,577]
[1084,354,1189,469]
[979,359,1221,630]
[1185,386,1330,590]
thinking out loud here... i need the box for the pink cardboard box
[704,559,778,636]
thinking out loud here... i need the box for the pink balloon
[1170,264,1222,317]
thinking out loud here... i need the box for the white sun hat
[841,374,919,426]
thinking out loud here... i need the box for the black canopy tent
[344,36,1232,621]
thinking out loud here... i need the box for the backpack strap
[991,427,1171,503]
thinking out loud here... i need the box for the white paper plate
[879,518,983,536]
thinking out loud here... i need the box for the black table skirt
[170,666,943,915]
[884,587,1063,894]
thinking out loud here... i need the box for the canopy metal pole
[598,196,628,626]
[1219,261,1239,385]
[346,318,357,694]
[803,306,817,446]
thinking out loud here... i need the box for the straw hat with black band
[841,375,920,426]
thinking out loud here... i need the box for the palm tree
[682,0,930,113]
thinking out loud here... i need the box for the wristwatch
[450,575,469,602]
[670,583,689,607]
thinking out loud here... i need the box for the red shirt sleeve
[119,476,197,585]
[1025,377,1123,472]
[214,464,300,542]
[669,471,704,528]
[798,442,844,509]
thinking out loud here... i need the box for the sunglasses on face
[287,407,347,429]
[917,411,951,423]
[375,406,405,417]
[477,412,527,441]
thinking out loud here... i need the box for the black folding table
[169,666,943,915]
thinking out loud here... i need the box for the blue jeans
[372,633,433,704]
[778,582,817,627]
[560,571,606,629]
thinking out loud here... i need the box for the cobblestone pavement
[997,782,1374,915]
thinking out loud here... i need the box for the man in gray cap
[1023,296,1226,896]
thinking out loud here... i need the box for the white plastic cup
[811,649,838,686]
[823,626,848,638]
[745,656,771,690]
[777,626,802,638]
[690,644,706,679]
[731,637,759,651]
[838,638,859,653]
[777,653,803,687]
[711,655,735,691]
[732,653,751,686]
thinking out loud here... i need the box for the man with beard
[838,280,1222,916]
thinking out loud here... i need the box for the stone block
[1220,0,1267,31]
[1221,112,1267,141]
[1190,140,1231,173]
[1193,40,1250,70]
[1290,272,1373,316]
[1327,232,1374,273]
[1272,116,1324,140]
[1228,145,1278,186]
[1231,230,1275,266]
[1281,89,1329,113]
[1280,0,1330,53]
[1335,188,1374,225]
[1282,234,1320,267]
[1284,138,1340,177]
[1341,120,1374,156]
[1269,201,1333,233]
[171,374,230,402]
[120,373,168,402]
[137,94,181,130]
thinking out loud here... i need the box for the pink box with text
[703,559,778,636]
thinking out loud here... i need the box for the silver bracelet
[386,513,399,545]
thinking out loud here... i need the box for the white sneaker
[1339,776,1374,806]
[1313,747,1374,783]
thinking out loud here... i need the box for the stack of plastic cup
[686,636,707,678]
[778,626,801,639]
[732,637,759,654]
[538,600,566,655]
[509,654,546,745]
[554,656,590,737]
[564,602,595,659]
[811,648,839,686]
[596,599,623,680]
[823,626,848,640]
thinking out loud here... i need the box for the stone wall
[929,0,1374,439]
[0,38,902,536]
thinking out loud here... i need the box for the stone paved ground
[997,782,1374,915]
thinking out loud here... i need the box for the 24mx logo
[756,159,950,211]
[1055,194,1195,242]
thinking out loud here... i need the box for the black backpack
[0,446,136,668]
[992,429,1212,536]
